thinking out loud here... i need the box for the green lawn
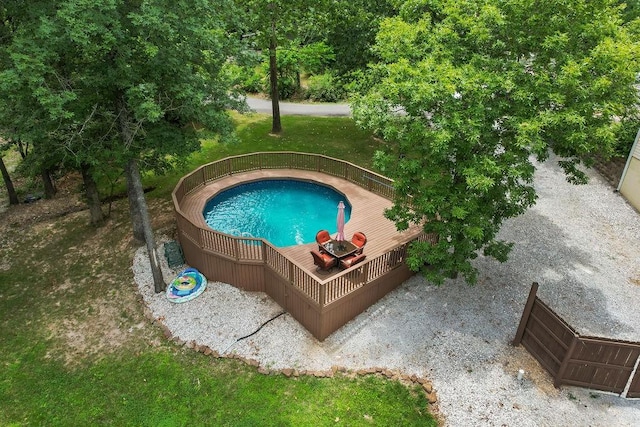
[152,113,381,197]
[0,114,438,426]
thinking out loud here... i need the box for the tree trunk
[125,162,145,242]
[126,158,165,293]
[80,163,105,226]
[15,139,28,159]
[269,20,282,134]
[0,156,19,205]
[41,167,57,199]
[116,93,164,292]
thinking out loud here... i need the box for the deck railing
[172,152,436,338]
[174,152,396,202]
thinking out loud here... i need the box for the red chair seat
[351,232,367,254]
[315,230,331,253]
[310,249,337,271]
[339,253,366,269]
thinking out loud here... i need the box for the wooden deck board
[178,169,421,280]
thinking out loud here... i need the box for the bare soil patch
[0,174,175,367]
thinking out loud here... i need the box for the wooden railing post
[513,282,539,346]
[288,260,295,284]
[319,282,325,307]
[362,262,369,285]
[555,334,579,388]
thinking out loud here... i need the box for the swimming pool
[203,179,352,247]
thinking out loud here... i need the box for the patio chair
[339,253,366,269]
[310,249,337,272]
[351,232,367,254]
[315,230,331,252]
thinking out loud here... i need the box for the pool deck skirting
[173,154,434,340]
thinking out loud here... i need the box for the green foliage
[325,0,398,76]
[0,0,243,197]
[619,0,640,22]
[297,41,336,75]
[271,48,300,99]
[305,73,347,102]
[268,42,337,99]
[613,116,640,156]
[229,63,265,94]
[353,0,640,284]
[237,0,332,107]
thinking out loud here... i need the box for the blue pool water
[203,179,351,247]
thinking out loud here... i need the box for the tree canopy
[0,0,243,290]
[352,0,640,284]
[1,0,243,208]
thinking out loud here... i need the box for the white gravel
[133,155,640,426]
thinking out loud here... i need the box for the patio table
[322,239,359,259]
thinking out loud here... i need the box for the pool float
[166,267,207,303]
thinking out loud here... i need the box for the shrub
[305,73,346,102]
[224,63,264,94]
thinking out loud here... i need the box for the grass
[150,113,381,197]
[3,347,432,426]
[0,113,438,426]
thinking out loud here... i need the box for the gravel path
[133,155,640,426]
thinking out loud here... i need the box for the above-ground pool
[203,179,351,247]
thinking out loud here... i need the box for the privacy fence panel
[514,283,640,397]
[521,298,576,377]
[561,338,640,393]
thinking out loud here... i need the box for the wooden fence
[172,152,437,341]
[513,282,640,398]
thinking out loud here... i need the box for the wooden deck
[179,169,421,280]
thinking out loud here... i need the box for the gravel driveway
[134,154,640,426]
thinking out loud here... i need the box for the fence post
[319,282,325,307]
[512,282,539,346]
[621,353,640,398]
[555,334,579,388]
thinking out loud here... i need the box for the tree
[239,0,329,134]
[352,0,640,284]
[0,2,62,201]
[0,0,243,291]
[325,0,397,77]
[0,145,19,206]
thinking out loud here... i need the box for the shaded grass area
[0,115,437,426]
